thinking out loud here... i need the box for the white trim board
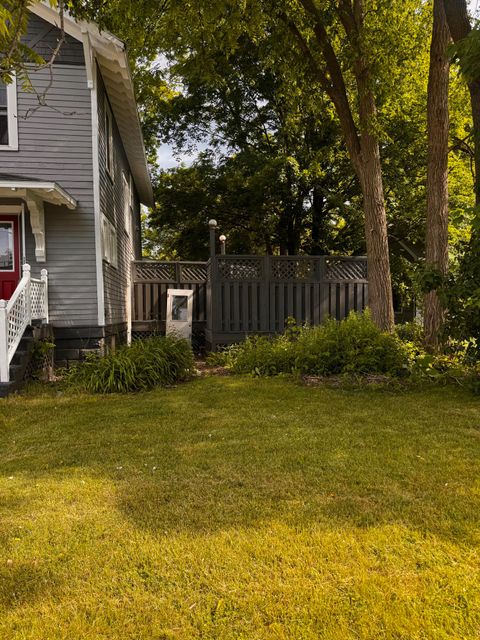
[0,75,18,152]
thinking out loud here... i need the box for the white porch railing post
[0,300,8,383]
[23,264,32,324]
[41,268,49,323]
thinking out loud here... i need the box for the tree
[1,1,64,84]
[277,1,395,331]
[50,0,402,329]
[424,0,450,351]
[443,0,480,206]
[441,0,480,347]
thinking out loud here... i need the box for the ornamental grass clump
[69,335,195,393]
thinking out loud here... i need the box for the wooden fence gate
[131,255,368,350]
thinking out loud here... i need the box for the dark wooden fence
[205,255,368,348]
[131,261,208,346]
[131,255,368,349]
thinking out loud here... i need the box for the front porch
[0,263,49,388]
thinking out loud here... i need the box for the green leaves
[67,336,195,393]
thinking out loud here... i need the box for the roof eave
[29,2,154,208]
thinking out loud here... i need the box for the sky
[157,0,480,170]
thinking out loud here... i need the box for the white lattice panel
[31,280,47,320]
[7,287,29,359]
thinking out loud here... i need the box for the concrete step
[1,329,35,398]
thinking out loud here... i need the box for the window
[101,215,118,267]
[104,98,113,177]
[129,174,135,209]
[123,172,131,235]
[0,222,14,271]
[172,295,188,322]
[0,77,18,150]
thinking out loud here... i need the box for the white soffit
[29,2,154,207]
[0,180,77,209]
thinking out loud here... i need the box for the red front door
[0,215,20,300]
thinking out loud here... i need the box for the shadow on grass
[0,562,60,609]
[2,379,480,546]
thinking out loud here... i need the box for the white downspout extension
[41,268,49,323]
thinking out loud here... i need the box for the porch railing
[0,264,48,383]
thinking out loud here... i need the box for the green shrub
[293,312,410,377]
[213,312,411,378]
[395,321,424,346]
[228,334,296,376]
[68,335,195,393]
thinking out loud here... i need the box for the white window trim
[104,96,114,179]
[1,75,18,151]
[101,214,118,268]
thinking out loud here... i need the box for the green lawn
[1,377,480,639]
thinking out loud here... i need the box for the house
[0,2,153,388]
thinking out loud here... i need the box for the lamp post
[219,234,226,255]
[208,219,217,259]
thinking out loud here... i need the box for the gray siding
[23,13,85,66]
[0,63,98,327]
[97,69,142,326]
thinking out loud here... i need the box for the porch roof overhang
[0,178,77,263]
[0,180,77,210]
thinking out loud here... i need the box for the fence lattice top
[133,256,367,284]
[215,256,367,282]
[133,261,208,283]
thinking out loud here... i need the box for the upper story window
[0,76,18,151]
[101,214,118,268]
[123,172,131,235]
[104,97,114,177]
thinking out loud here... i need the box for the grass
[1,377,480,639]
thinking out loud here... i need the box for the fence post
[176,262,182,284]
[0,300,9,383]
[41,268,49,323]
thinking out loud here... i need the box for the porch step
[0,331,35,398]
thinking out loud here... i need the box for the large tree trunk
[358,144,394,332]
[424,0,450,352]
[356,76,395,332]
[443,0,480,206]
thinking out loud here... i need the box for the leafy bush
[68,335,195,393]
[227,334,296,376]
[293,312,410,377]
[215,312,411,378]
[395,321,424,346]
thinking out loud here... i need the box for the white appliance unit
[166,288,194,341]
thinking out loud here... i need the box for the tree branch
[296,0,362,165]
